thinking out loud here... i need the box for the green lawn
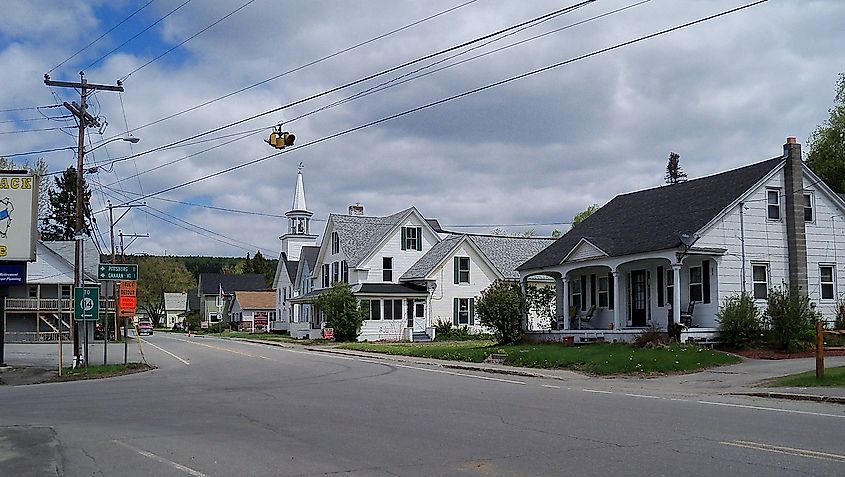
[61,362,149,378]
[770,366,845,387]
[340,341,741,375]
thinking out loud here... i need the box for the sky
[1,0,843,258]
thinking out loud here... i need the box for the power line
[120,0,259,81]
[107,0,767,211]
[0,104,61,113]
[47,0,157,74]
[93,1,593,169]
[0,126,70,135]
[84,0,194,71]
[98,0,481,144]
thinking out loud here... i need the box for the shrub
[633,323,664,348]
[525,285,556,330]
[764,285,820,352]
[433,320,492,341]
[716,292,761,349]
[184,312,201,332]
[475,279,525,344]
[207,322,225,334]
[835,296,845,330]
[313,282,366,342]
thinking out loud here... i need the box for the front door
[630,270,648,327]
[412,300,426,332]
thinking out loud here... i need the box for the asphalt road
[1,334,844,476]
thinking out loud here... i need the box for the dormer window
[401,226,422,251]
[331,232,339,254]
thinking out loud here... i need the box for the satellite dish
[678,232,697,247]
[426,282,437,292]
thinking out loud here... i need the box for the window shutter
[416,227,423,251]
[580,275,587,311]
[703,260,711,304]
[469,298,475,326]
[400,227,407,250]
[657,266,664,307]
[453,298,459,325]
[454,257,459,284]
[608,272,614,310]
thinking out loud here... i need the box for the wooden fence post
[816,321,825,379]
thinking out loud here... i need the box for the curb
[733,391,845,405]
[302,346,567,381]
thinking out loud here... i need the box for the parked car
[137,319,153,336]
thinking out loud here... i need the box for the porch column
[612,271,621,330]
[558,277,569,330]
[672,263,682,326]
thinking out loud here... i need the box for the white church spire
[291,165,308,212]
[280,164,317,261]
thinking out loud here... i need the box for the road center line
[141,339,189,365]
[542,384,561,389]
[113,440,208,476]
[625,393,663,399]
[721,440,845,462]
[582,389,613,394]
[698,400,845,419]
[173,338,280,361]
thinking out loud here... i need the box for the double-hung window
[820,265,835,300]
[383,257,393,282]
[752,263,769,300]
[383,299,402,320]
[804,193,814,222]
[454,257,470,284]
[401,226,423,251]
[571,277,582,311]
[766,189,780,220]
[666,269,674,307]
[453,298,475,326]
[331,262,339,284]
[689,266,703,303]
[597,275,609,308]
[341,261,348,283]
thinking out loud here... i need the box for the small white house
[163,292,187,328]
[518,138,845,343]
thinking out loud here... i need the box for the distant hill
[109,254,278,287]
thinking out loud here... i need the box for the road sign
[118,280,137,318]
[74,287,100,321]
[98,263,138,281]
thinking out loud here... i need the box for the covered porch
[521,248,723,343]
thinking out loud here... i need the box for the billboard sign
[0,173,39,262]
[0,261,26,284]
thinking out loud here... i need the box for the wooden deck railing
[5,298,116,312]
[816,322,845,378]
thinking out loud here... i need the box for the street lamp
[85,137,140,173]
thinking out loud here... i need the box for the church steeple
[280,165,317,261]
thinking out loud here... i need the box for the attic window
[766,189,780,220]
[401,226,422,251]
[331,232,340,254]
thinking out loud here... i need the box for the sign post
[75,286,99,372]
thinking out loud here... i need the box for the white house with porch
[518,138,845,344]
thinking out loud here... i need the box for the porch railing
[5,298,116,312]
[4,331,72,343]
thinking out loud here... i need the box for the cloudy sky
[2,0,843,258]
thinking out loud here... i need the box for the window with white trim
[766,189,780,220]
[820,265,835,300]
[383,299,402,320]
[401,226,422,251]
[331,261,339,284]
[597,275,609,308]
[455,256,470,284]
[321,264,330,288]
[752,263,769,300]
[689,266,703,303]
[570,278,582,311]
[453,297,474,326]
[666,269,674,307]
[804,193,814,222]
[342,261,348,283]
[383,257,393,282]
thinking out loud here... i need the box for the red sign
[254,311,268,327]
[119,296,137,309]
[322,328,334,340]
[118,280,137,317]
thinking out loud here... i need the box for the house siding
[428,242,499,331]
[357,217,437,285]
[696,168,845,322]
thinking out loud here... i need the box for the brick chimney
[348,203,364,216]
[783,136,808,300]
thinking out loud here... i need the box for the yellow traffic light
[266,129,295,149]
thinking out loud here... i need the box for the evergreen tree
[41,167,92,240]
[665,152,687,184]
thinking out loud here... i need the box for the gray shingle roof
[164,292,187,312]
[400,233,554,281]
[400,235,463,280]
[42,239,100,281]
[199,273,267,295]
[300,246,320,270]
[519,157,784,271]
[331,208,413,267]
[285,260,299,282]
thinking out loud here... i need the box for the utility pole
[45,72,124,365]
[107,201,145,341]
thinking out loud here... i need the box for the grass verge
[769,366,845,387]
[340,341,741,375]
[60,362,151,380]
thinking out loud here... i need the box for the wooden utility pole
[44,72,124,365]
[107,201,145,340]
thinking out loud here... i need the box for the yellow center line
[722,440,845,462]
[170,337,281,362]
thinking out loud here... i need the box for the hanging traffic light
[266,126,295,149]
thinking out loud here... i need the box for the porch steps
[412,331,432,342]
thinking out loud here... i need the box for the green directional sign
[74,287,100,321]
[98,263,138,281]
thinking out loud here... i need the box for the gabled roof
[164,292,187,311]
[233,291,275,310]
[401,233,554,280]
[186,288,200,312]
[285,260,299,282]
[199,273,267,294]
[328,207,414,267]
[519,156,784,270]
[38,239,100,282]
[300,245,319,270]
